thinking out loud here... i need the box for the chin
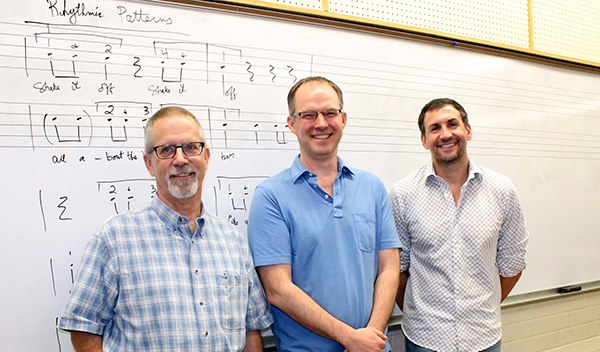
[168,181,199,199]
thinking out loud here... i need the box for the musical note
[213,176,269,227]
[97,178,155,214]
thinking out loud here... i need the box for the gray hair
[144,106,205,154]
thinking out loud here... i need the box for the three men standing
[60,84,527,352]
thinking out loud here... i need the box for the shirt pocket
[353,213,376,253]
[218,272,246,331]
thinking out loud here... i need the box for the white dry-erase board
[1,0,599,350]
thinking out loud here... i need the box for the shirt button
[204,331,209,336]
[179,217,184,222]
[195,270,199,275]
[313,185,317,188]
[199,301,204,306]
[324,195,329,199]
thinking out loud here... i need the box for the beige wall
[502,289,600,352]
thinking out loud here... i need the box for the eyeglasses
[151,142,205,159]
[292,108,342,120]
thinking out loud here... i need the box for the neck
[432,157,469,187]
[299,154,339,196]
[160,192,203,223]
[299,154,338,177]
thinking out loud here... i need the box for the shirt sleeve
[389,183,411,273]
[58,229,118,335]
[377,179,402,251]
[247,184,292,267]
[244,240,274,331]
[497,181,528,277]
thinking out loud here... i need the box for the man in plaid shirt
[59,106,272,351]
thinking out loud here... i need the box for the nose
[313,112,328,128]
[440,125,452,139]
[171,147,188,165]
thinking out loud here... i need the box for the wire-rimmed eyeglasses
[291,108,342,120]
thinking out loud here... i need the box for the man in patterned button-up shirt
[59,106,272,351]
[389,98,528,352]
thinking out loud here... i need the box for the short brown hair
[418,98,468,135]
[287,76,344,117]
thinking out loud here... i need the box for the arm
[497,183,528,301]
[500,271,522,302]
[256,264,387,352]
[395,271,409,311]
[388,184,411,313]
[243,330,264,352]
[367,248,400,332]
[70,331,102,352]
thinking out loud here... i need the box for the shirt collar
[425,159,482,184]
[151,196,205,229]
[290,154,354,183]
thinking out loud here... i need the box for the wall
[383,291,600,352]
[502,289,600,351]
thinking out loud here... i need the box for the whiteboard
[1,0,599,350]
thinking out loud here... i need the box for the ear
[420,133,429,150]
[466,124,473,141]
[287,115,297,135]
[341,111,347,129]
[144,153,155,177]
[204,146,211,163]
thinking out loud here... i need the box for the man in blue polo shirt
[248,76,401,351]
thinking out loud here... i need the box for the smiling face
[421,104,472,169]
[144,114,210,210]
[287,81,347,164]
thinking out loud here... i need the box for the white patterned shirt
[389,161,528,352]
[59,197,272,351]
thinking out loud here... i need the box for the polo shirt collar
[290,154,355,183]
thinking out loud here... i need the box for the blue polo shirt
[248,155,401,351]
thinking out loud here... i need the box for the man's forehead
[427,106,460,119]
[297,81,336,96]
[153,115,201,136]
[435,105,459,114]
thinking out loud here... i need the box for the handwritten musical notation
[97,178,156,214]
[3,16,596,158]
[213,176,270,229]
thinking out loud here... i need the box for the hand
[343,327,387,352]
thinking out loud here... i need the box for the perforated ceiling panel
[259,0,323,10]
[327,0,530,47]
[532,0,600,63]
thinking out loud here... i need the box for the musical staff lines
[1,18,598,159]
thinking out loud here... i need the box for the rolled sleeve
[389,186,411,272]
[497,183,528,277]
[244,241,273,331]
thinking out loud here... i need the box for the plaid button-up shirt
[59,197,272,351]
